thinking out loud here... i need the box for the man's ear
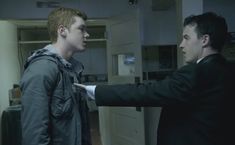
[58,25,67,37]
[202,34,210,47]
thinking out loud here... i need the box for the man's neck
[52,43,73,60]
[197,47,219,63]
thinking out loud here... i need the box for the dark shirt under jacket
[95,54,235,145]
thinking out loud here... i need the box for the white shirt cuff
[85,85,96,100]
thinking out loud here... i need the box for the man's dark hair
[184,12,228,52]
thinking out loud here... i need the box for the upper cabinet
[17,24,107,44]
[86,25,106,42]
[142,45,177,81]
[18,27,50,44]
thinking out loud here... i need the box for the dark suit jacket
[95,54,235,145]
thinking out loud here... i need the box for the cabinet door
[99,10,145,145]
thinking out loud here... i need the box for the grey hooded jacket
[20,45,91,145]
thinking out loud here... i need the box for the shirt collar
[196,57,204,64]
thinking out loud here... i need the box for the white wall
[0,21,20,145]
[1,0,235,145]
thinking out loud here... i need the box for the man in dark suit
[75,12,235,145]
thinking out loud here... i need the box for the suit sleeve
[20,59,59,145]
[95,64,197,107]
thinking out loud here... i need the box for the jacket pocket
[51,88,74,119]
